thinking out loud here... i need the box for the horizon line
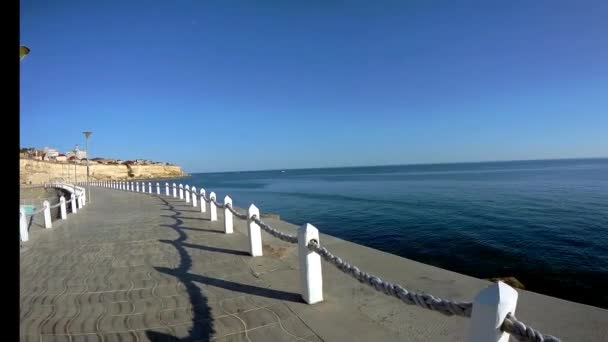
[186,156,608,175]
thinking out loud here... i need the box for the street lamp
[20,45,30,62]
[73,145,78,196]
[83,131,92,203]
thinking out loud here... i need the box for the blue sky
[20,0,608,172]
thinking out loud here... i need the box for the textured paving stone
[20,187,608,341]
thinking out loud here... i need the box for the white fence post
[179,184,184,200]
[173,183,177,198]
[298,223,323,304]
[43,200,52,229]
[165,182,169,196]
[78,193,84,208]
[136,182,140,192]
[20,208,29,242]
[185,185,191,203]
[224,196,233,234]
[71,194,77,214]
[148,182,152,194]
[142,182,146,193]
[200,188,206,213]
[209,192,217,221]
[60,196,67,220]
[191,186,197,207]
[156,182,160,195]
[247,204,263,256]
[466,281,518,342]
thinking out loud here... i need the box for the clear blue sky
[20,0,608,173]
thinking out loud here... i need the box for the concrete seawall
[20,187,608,341]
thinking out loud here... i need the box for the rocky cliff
[20,159,186,185]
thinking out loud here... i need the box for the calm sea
[164,158,608,308]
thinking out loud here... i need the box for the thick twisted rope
[211,198,225,209]
[307,240,473,317]
[250,215,298,244]
[49,202,62,209]
[155,185,561,341]
[502,314,561,342]
[29,207,46,216]
[225,203,249,220]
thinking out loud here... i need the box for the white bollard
[185,185,191,203]
[191,186,197,207]
[60,196,67,219]
[148,182,152,194]
[136,182,140,192]
[200,188,207,213]
[247,204,263,256]
[43,200,52,229]
[156,182,160,195]
[179,184,184,200]
[143,182,147,193]
[298,223,323,304]
[19,208,29,242]
[78,194,84,208]
[224,196,233,234]
[165,183,169,196]
[71,193,77,214]
[173,183,177,198]
[466,281,518,342]
[209,192,217,221]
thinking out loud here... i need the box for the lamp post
[73,145,78,196]
[83,131,92,203]
[20,46,30,62]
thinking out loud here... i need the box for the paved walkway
[20,187,608,341]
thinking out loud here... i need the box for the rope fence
[93,180,562,342]
[20,182,87,242]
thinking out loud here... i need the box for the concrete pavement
[20,187,608,341]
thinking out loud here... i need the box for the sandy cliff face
[20,159,186,184]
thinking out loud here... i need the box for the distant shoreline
[188,156,608,175]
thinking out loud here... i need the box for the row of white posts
[94,180,525,342]
[19,183,87,242]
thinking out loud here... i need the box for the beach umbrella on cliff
[20,45,30,61]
